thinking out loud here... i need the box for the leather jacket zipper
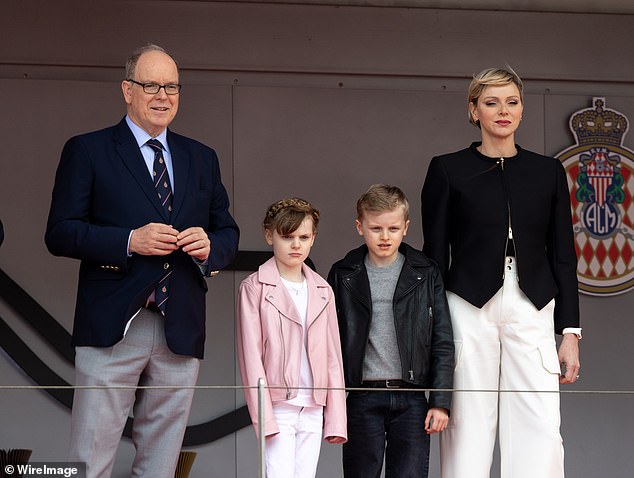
[406,288,421,382]
[279,316,291,399]
[408,304,415,382]
[394,289,416,383]
[428,305,434,344]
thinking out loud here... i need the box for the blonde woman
[421,67,581,478]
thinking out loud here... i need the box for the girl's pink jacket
[236,257,347,440]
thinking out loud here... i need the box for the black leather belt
[362,380,411,389]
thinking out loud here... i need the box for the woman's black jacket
[421,143,579,333]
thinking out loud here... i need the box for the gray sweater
[362,253,405,381]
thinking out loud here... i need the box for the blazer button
[164,263,170,270]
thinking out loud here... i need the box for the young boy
[327,184,454,478]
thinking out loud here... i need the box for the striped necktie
[146,139,173,313]
[147,139,173,216]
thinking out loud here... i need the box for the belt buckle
[385,380,399,389]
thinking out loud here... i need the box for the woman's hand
[558,333,580,384]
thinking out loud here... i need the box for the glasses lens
[165,85,181,95]
[143,83,160,94]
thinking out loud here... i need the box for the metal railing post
[257,377,266,478]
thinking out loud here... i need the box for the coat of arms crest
[557,97,634,296]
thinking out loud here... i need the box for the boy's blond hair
[356,184,409,221]
[263,197,320,235]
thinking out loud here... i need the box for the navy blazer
[45,118,239,358]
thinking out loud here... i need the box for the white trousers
[265,402,324,478]
[69,308,200,478]
[440,257,565,478]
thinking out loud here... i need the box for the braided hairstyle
[263,197,320,235]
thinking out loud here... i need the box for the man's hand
[130,223,179,256]
[177,227,210,262]
[425,407,449,434]
[558,333,580,385]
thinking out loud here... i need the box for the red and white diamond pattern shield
[563,150,634,295]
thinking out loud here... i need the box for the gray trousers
[69,308,200,478]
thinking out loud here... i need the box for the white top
[280,277,317,406]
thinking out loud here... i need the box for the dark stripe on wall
[0,250,292,445]
[0,268,75,364]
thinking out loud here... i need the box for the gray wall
[1,1,633,477]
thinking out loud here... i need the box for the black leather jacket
[327,243,454,410]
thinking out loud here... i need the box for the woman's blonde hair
[467,67,523,128]
[263,197,320,235]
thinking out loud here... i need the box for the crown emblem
[570,97,628,146]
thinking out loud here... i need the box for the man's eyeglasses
[126,79,181,95]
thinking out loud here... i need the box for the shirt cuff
[562,327,582,339]
[193,256,208,274]
[127,230,134,256]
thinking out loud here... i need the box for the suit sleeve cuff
[193,256,210,275]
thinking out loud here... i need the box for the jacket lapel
[393,244,427,301]
[265,286,303,325]
[342,266,372,312]
[393,263,424,301]
[166,131,190,220]
[304,266,329,328]
[114,120,169,221]
[259,258,302,325]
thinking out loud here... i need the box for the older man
[45,44,239,477]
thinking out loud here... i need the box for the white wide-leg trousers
[440,257,565,478]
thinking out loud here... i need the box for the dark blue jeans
[343,389,430,478]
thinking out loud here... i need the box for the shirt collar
[125,115,170,154]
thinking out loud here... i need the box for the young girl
[236,197,347,478]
